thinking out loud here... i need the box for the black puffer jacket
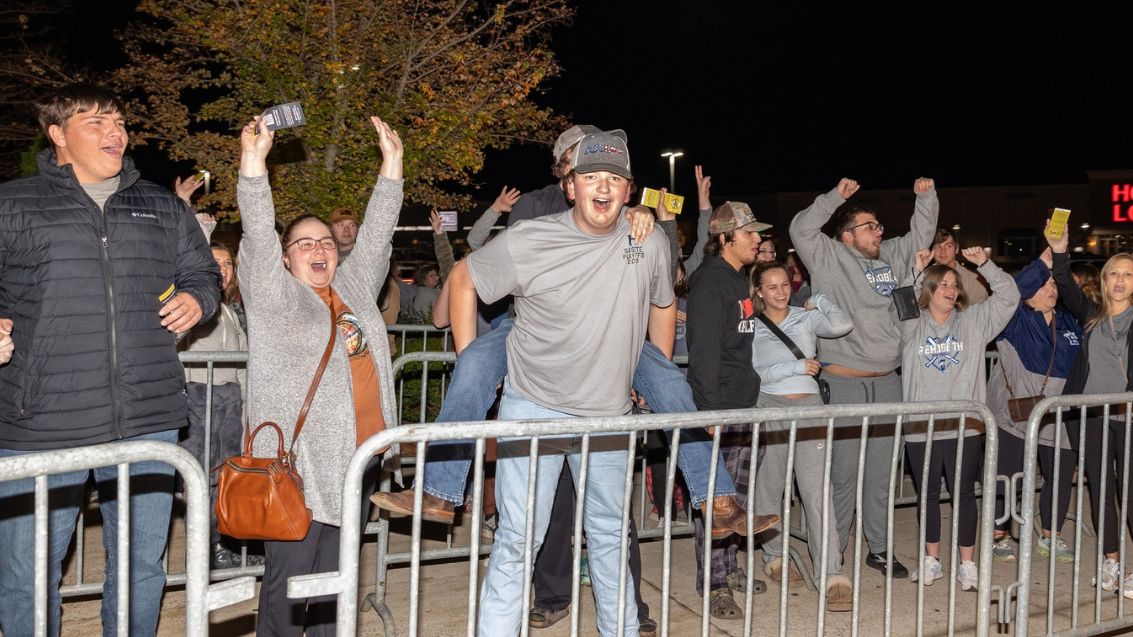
[0,150,220,450]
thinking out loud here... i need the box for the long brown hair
[749,262,789,316]
[210,241,240,305]
[916,264,969,312]
[1086,253,1133,332]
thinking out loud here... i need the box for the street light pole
[661,150,684,193]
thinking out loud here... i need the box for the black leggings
[995,431,1076,535]
[1066,416,1133,555]
[904,437,983,547]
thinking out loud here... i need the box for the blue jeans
[0,429,178,637]
[478,386,638,637]
[421,320,735,506]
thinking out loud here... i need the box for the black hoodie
[686,253,760,410]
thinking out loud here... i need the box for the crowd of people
[3,82,1133,637]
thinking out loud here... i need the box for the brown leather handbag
[215,309,337,541]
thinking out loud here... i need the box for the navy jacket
[0,150,220,450]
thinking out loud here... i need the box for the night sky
[59,2,1133,202]
[483,2,1133,200]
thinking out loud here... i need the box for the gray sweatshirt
[789,187,939,372]
[899,260,1019,441]
[238,174,401,525]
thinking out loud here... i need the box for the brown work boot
[699,496,779,540]
[370,490,455,524]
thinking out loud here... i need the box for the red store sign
[1115,184,1133,222]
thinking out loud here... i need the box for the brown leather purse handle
[287,306,339,455]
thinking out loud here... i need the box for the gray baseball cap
[570,129,632,179]
[553,125,600,161]
[709,202,772,234]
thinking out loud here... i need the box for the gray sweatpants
[825,372,902,556]
[754,392,842,577]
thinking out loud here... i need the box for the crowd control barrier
[0,440,254,637]
[292,400,1000,637]
[1012,392,1133,636]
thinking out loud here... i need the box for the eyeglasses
[757,247,777,255]
[285,237,337,251]
[848,221,884,233]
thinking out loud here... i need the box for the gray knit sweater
[238,174,402,526]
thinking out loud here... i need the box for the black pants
[995,431,1076,534]
[904,437,982,547]
[179,381,244,545]
[531,463,649,621]
[1067,416,1133,554]
[257,459,381,637]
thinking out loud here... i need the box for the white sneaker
[911,555,943,586]
[1095,558,1121,592]
[1123,573,1133,600]
[956,560,978,592]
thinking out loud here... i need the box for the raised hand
[371,116,403,180]
[836,178,860,199]
[656,187,676,221]
[1044,218,1069,254]
[961,246,988,267]
[174,173,205,205]
[429,210,444,234]
[492,186,521,213]
[915,248,933,272]
[239,117,274,177]
[695,165,712,210]
[913,177,935,194]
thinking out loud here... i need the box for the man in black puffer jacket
[0,84,219,637]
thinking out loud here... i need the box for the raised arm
[468,186,519,249]
[789,178,859,271]
[339,116,404,298]
[684,165,712,275]
[1046,219,1096,321]
[430,210,456,280]
[882,178,939,267]
[235,116,290,310]
[960,247,1020,340]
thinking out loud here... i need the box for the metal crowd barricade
[0,440,255,637]
[388,324,453,424]
[291,399,999,637]
[1013,392,1133,635]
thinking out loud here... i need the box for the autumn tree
[0,2,84,175]
[113,0,573,220]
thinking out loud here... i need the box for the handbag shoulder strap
[1002,314,1058,398]
[757,313,806,361]
[288,305,339,454]
[1038,316,1057,395]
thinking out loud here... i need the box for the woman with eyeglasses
[237,114,402,636]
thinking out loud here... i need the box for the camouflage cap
[709,201,772,234]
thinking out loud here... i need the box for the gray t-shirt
[81,176,120,211]
[466,210,673,417]
[1084,306,1133,397]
